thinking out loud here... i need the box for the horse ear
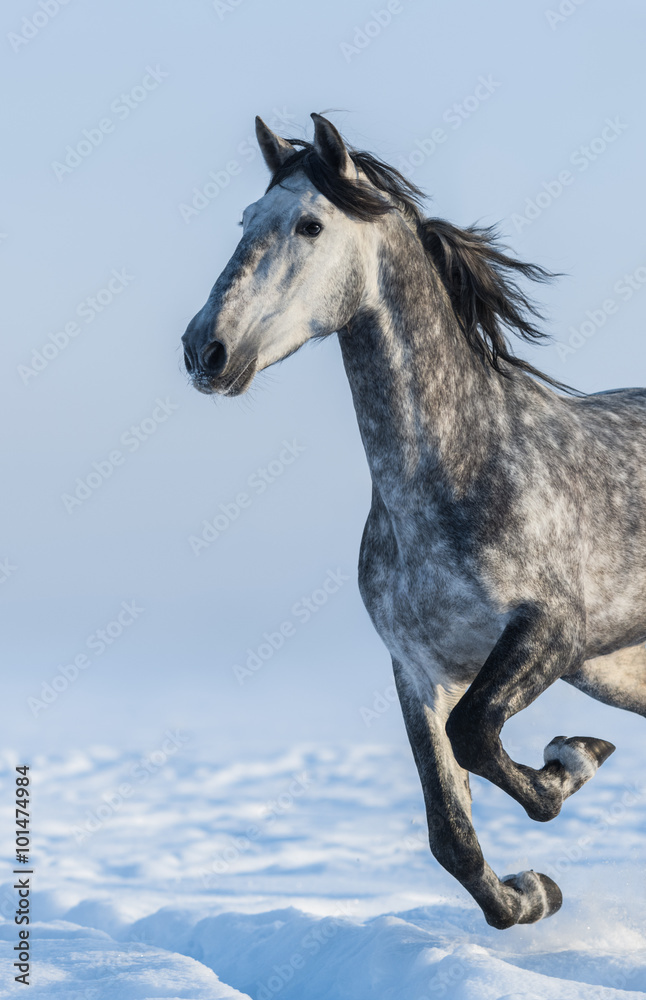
[311,113,355,179]
[255,117,294,174]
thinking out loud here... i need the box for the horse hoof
[544,735,615,794]
[501,870,563,924]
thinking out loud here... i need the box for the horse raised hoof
[490,870,563,928]
[544,735,615,794]
[524,735,615,822]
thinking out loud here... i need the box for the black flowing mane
[268,140,573,393]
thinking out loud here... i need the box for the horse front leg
[393,661,562,928]
[445,603,616,823]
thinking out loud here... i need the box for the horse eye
[299,220,322,238]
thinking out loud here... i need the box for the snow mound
[0,731,644,998]
[126,904,646,1000]
[0,922,250,999]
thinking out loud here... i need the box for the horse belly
[583,565,646,653]
[580,416,646,651]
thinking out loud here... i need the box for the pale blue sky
[1,0,645,757]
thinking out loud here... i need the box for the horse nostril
[201,340,227,377]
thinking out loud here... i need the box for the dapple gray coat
[182,114,646,928]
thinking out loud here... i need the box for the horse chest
[358,506,505,682]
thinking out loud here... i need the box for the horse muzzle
[183,336,258,397]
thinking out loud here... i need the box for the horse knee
[445,702,497,773]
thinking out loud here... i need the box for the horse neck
[338,224,506,506]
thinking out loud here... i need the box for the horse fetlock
[483,889,522,930]
[500,870,563,925]
[543,735,616,798]
[523,780,563,823]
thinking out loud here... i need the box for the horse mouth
[192,357,258,397]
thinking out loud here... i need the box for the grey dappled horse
[182,114,646,928]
